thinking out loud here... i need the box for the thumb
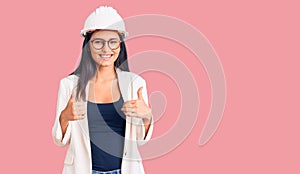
[70,88,76,103]
[137,87,143,100]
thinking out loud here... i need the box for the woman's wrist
[59,111,69,125]
[142,111,152,123]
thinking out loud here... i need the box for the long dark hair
[70,31,129,101]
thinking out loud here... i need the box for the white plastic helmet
[80,6,128,38]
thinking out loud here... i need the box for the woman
[52,6,153,174]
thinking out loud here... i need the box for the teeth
[100,54,112,59]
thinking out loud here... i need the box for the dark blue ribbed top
[87,97,126,171]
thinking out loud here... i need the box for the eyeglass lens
[91,39,120,50]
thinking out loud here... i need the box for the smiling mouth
[99,54,113,60]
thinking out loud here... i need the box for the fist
[60,91,86,122]
[121,87,152,120]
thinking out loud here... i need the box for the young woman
[52,6,153,174]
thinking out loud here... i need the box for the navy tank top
[87,96,126,171]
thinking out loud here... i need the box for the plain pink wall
[0,0,299,173]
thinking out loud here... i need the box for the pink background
[1,0,299,173]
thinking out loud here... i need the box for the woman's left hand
[121,87,152,121]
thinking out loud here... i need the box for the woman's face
[89,30,121,68]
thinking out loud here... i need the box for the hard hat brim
[80,29,128,38]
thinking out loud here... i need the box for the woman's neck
[94,66,117,82]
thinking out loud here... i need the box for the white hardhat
[80,6,128,38]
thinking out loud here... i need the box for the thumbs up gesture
[60,90,86,122]
[121,87,152,120]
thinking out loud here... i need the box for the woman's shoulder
[117,69,145,82]
[59,74,79,85]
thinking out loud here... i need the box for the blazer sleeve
[136,79,154,146]
[52,78,72,147]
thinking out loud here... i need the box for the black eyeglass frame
[90,38,122,50]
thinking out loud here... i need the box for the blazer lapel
[116,68,131,102]
[116,68,133,140]
[77,81,91,146]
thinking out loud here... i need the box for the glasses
[90,38,121,50]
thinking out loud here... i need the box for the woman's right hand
[59,92,86,139]
[60,92,86,123]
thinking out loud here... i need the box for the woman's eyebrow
[93,37,118,40]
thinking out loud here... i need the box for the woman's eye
[110,40,118,44]
[94,40,103,44]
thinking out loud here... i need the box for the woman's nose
[102,42,111,52]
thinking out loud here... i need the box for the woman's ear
[118,33,124,42]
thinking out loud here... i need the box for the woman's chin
[93,56,118,68]
[98,61,114,68]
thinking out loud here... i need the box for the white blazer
[52,68,154,174]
